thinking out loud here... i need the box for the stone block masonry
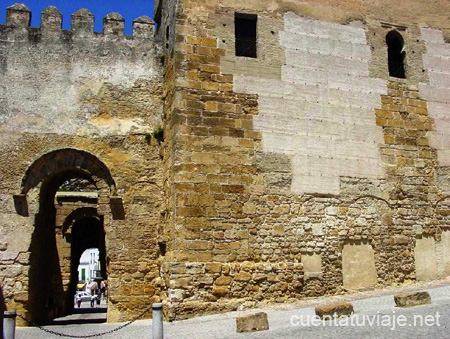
[2,0,450,325]
[0,4,161,137]
[158,0,450,322]
[235,12,387,195]
[0,3,165,325]
[394,291,431,307]
[236,312,269,332]
[420,28,450,169]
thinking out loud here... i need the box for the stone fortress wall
[156,0,450,319]
[1,0,450,325]
[0,4,166,324]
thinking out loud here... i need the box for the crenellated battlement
[0,3,164,137]
[3,3,156,40]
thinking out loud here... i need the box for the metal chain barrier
[16,305,153,338]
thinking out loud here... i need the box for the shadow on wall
[28,209,64,324]
[0,284,5,338]
[27,175,66,324]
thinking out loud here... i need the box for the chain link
[16,304,153,338]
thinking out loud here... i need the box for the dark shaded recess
[110,197,125,220]
[158,241,167,256]
[154,1,162,28]
[51,306,107,325]
[27,169,102,324]
[28,174,64,324]
[13,194,28,217]
[235,13,257,58]
[27,28,41,45]
[0,284,6,338]
[387,30,406,79]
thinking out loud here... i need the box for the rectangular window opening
[235,13,257,58]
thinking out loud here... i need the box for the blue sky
[0,0,155,35]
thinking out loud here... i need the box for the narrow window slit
[386,30,406,79]
[235,13,257,58]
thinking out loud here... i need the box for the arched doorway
[19,149,116,324]
[70,217,107,310]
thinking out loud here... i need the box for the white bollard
[152,303,163,339]
[3,311,16,339]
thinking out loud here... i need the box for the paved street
[51,299,108,325]
[15,281,450,338]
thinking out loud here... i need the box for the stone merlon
[2,3,155,39]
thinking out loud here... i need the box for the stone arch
[20,148,115,197]
[344,195,392,243]
[69,215,107,309]
[351,194,391,208]
[21,148,116,324]
[340,196,393,290]
[61,207,99,237]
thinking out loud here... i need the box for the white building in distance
[78,248,100,282]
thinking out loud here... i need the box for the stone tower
[154,0,450,319]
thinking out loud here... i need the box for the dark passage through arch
[25,149,114,324]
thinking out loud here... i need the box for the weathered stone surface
[0,4,165,324]
[302,254,323,280]
[394,291,431,308]
[236,312,269,333]
[2,0,450,326]
[415,236,438,281]
[342,242,378,290]
[315,302,354,318]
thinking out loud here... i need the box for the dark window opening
[158,241,167,256]
[166,25,170,49]
[386,30,406,79]
[235,13,257,58]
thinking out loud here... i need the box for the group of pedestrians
[90,288,102,307]
[75,280,106,308]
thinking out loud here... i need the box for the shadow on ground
[71,307,107,315]
[50,306,107,326]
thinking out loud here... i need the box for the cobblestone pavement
[15,280,450,339]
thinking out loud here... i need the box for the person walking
[90,294,96,307]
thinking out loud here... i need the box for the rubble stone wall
[159,0,450,320]
[2,0,450,324]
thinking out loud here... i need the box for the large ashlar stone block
[437,230,450,278]
[315,302,354,318]
[414,236,438,280]
[394,291,431,307]
[236,312,269,333]
[302,253,322,279]
[342,242,377,290]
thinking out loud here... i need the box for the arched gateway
[18,149,115,324]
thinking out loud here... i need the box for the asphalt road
[14,284,450,339]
